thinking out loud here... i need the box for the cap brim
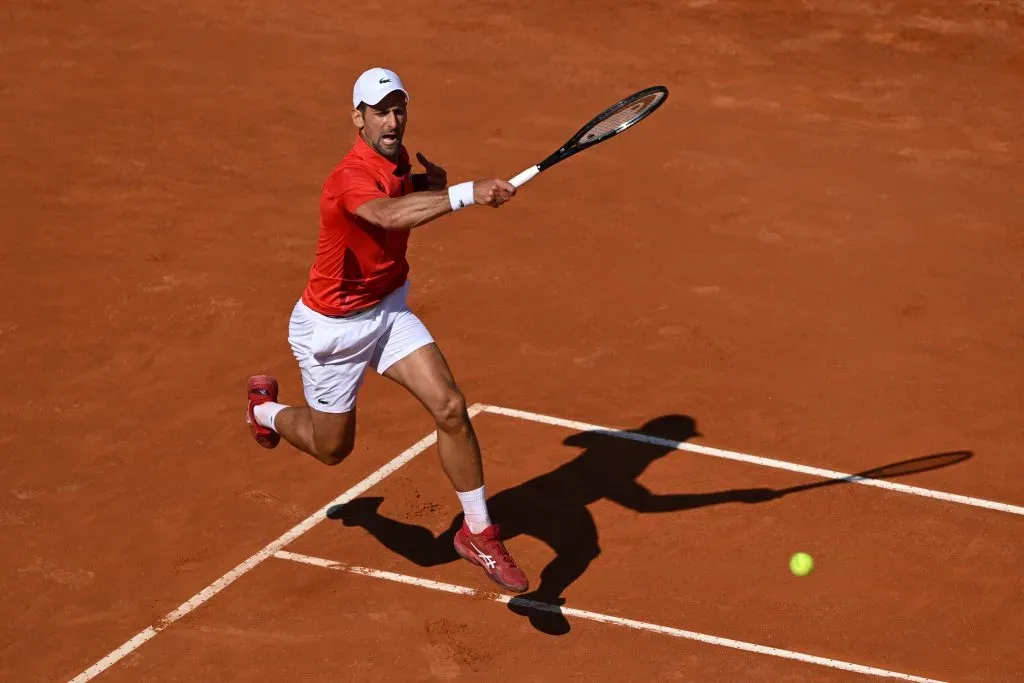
[358,87,410,108]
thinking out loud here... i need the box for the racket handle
[509,165,540,189]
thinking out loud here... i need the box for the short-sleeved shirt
[301,135,414,316]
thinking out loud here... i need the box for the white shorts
[287,281,434,413]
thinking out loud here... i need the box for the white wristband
[447,182,475,211]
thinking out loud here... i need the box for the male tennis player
[244,67,527,593]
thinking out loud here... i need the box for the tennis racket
[507,85,669,188]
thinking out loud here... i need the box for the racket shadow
[775,450,974,497]
[326,417,972,637]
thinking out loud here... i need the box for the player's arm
[355,179,517,231]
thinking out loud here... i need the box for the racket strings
[578,91,666,145]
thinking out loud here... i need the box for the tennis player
[245,67,527,593]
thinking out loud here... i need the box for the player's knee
[317,436,355,466]
[433,389,469,434]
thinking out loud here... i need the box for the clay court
[3,0,1023,681]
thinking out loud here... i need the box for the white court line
[275,550,946,683]
[479,404,1024,517]
[64,406,474,683]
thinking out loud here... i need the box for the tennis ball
[789,552,814,576]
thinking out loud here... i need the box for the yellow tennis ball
[789,552,814,576]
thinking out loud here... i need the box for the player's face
[354,91,408,161]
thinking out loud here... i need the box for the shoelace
[487,541,518,569]
[466,529,520,570]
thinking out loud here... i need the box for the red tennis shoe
[453,522,528,593]
[246,375,280,449]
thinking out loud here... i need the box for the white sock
[456,486,491,534]
[253,402,287,432]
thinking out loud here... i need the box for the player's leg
[276,405,356,466]
[248,379,358,466]
[247,300,377,466]
[368,285,481,494]
[383,344,482,492]
[371,293,528,592]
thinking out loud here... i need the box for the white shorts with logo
[287,281,434,413]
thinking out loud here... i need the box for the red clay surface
[2,0,1022,681]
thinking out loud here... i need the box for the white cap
[352,67,410,109]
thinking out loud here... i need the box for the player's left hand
[416,152,448,190]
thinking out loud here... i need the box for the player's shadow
[326,414,971,637]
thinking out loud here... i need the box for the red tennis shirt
[301,135,414,316]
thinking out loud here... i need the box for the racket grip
[509,166,540,189]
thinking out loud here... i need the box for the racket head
[538,85,669,171]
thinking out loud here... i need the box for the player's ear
[351,107,365,129]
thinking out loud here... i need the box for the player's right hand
[474,179,516,208]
